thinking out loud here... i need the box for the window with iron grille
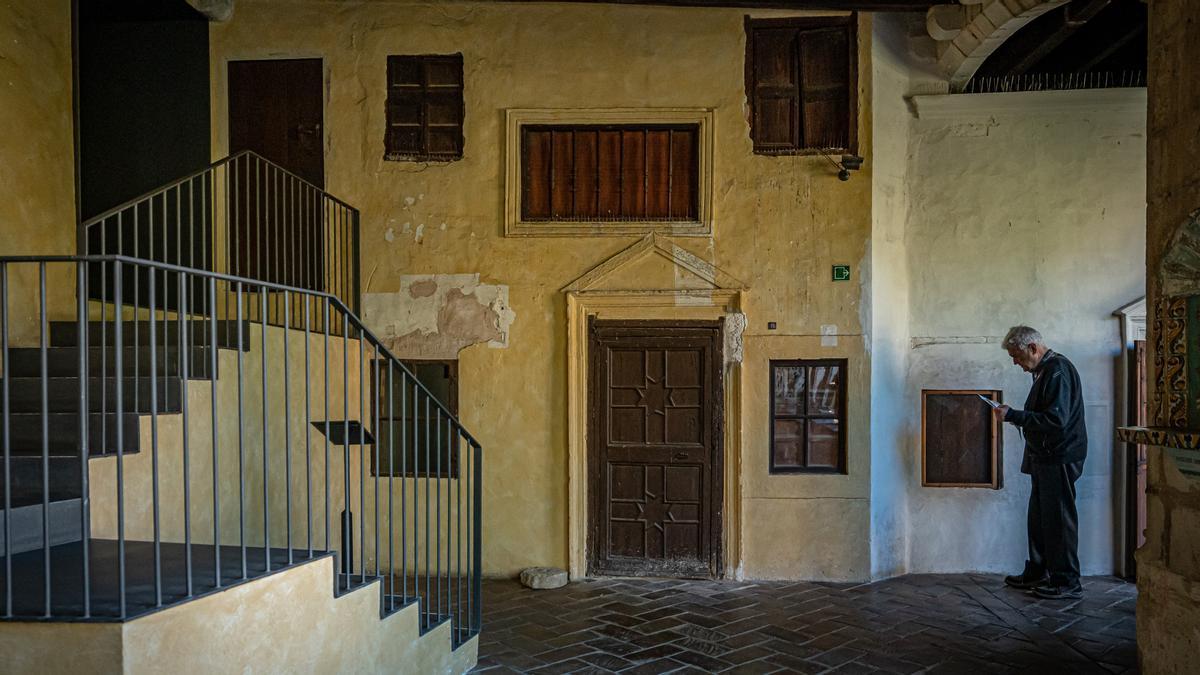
[520,124,699,223]
[770,359,847,474]
[385,54,464,161]
[745,16,858,155]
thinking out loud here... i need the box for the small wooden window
[745,16,857,155]
[520,124,699,223]
[385,54,464,161]
[921,390,1004,489]
[770,359,847,474]
[371,360,460,478]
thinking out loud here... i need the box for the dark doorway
[78,0,212,311]
[587,320,723,578]
[228,59,324,288]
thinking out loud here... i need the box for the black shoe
[1004,572,1049,589]
[1031,582,1083,600]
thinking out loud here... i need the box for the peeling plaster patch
[362,274,516,360]
[821,324,838,347]
[384,227,395,242]
[414,223,425,243]
[409,280,437,298]
[439,222,447,231]
[404,196,416,207]
[724,313,746,364]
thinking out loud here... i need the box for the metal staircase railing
[1,162,481,648]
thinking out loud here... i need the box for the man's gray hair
[1002,326,1044,351]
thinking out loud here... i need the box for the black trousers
[1025,460,1085,586]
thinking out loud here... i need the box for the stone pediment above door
[561,233,746,294]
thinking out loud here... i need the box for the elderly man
[994,326,1087,600]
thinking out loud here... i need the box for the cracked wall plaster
[362,274,516,360]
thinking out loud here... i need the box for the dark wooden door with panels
[587,320,723,578]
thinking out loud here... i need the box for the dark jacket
[1004,350,1087,473]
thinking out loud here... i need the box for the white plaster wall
[901,90,1146,575]
[868,13,915,579]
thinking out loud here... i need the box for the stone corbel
[186,0,234,22]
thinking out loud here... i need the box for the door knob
[673,452,688,460]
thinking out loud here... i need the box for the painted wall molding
[911,87,1148,120]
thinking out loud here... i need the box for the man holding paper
[993,326,1088,600]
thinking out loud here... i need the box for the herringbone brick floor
[472,574,1136,674]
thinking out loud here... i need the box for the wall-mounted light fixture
[822,151,865,181]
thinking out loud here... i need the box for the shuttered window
[385,54,464,161]
[745,16,857,155]
[520,124,699,222]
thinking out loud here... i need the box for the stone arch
[927,0,1069,91]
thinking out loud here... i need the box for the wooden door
[1127,339,1149,577]
[228,58,324,288]
[588,320,723,578]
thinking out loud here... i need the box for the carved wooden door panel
[588,321,723,578]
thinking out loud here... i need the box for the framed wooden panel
[921,389,1003,489]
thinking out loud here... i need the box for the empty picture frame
[921,389,1003,489]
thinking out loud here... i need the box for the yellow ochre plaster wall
[0,0,77,344]
[210,0,874,580]
[2,557,477,675]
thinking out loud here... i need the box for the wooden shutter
[746,16,857,154]
[385,54,464,161]
[799,27,851,150]
[521,125,698,222]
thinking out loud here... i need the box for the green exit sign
[832,265,851,281]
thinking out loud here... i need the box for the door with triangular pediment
[587,319,723,578]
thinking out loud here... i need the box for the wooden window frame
[921,389,1004,489]
[769,358,848,475]
[504,108,715,237]
[370,359,460,478]
[384,54,464,162]
[744,15,859,156]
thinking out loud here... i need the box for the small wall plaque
[832,265,851,281]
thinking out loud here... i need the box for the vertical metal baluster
[255,158,262,324]
[387,359,394,613]
[78,262,91,618]
[260,285,270,572]
[134,206,139,417]
[359,331,365,583]
[284,291,292,564]
[323,299,330,564]
[102,217,110,456]
[38,264,51,616]
[342,313,350,583]
[435,406,441,622]
[456,427,463,643]
[180,271,192,598]
[150,268,161,607]
[115,261,126,619]
[209,277,221,589]
[473,442,482,636]
[466,434,473,636]
[401,369,408,606]
[170,183,176,403]
[1,263,9,618]
[373,344,380,587]
[429,391,434,629]
[304,296,313,559]
[236,282,246,579]
[166,189,173,411]
[413,378,420,624]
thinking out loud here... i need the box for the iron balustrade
[0,255,482,648]
[82,150,360,327]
